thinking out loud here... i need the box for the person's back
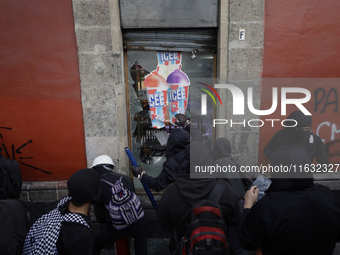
[240,146,340,255]
[157,142,241,253]
[212,137,253,198]
[95,173,137,227]
[131,128,190,191]
[91,155,147,255]
[264,110,329,164]
[0,199,29,255]
[0,154,22,200]
[251,184,340,254]
[23,168,101,255]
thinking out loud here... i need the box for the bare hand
[244,186,259,209]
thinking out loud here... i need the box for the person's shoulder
[162,181,178,194]
[0,199,25,211]
[266,129,287,142]
[214,156,235,165]
[165,150,185,164]
[218,179,239,200]
[161,179,185,200]
[101,173,120,181]
[158,182,179,209]
[255,189,299,211]
[101,173,135,191]
[219,179,240,190]
[276,128,288,136]
[311,132,323,142]
[246,194,277,214]
[61,212,93,230]
[313,184,340,200]
[58,214,93,254]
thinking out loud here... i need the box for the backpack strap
[101,177,123,187]
[100,178,114,187]
[208,179,225,203]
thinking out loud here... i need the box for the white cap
[91,155,115,168]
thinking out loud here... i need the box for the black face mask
[295,129,311,137]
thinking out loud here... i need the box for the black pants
[92,217,147,255]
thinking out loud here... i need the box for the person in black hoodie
[0,199,29,255]
[212,137,254,198]
[91,155,147,255]
[212,137,256,255]
[131,128,190,192]
[264,110,329,164]
[23,168,101,255]
[157,141,241,253]
[240,146,340,255]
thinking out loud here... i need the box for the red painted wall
[259,0,340,165]
[0,1,87,181]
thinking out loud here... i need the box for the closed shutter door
[123,29,217,52]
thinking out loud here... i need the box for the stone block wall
[72,0,129,175]
[216,0,264,167]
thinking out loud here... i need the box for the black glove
[175,113,188,126]
[131,165,143,178]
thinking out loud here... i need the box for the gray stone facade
[72,0,129,175]
[216,0,264,167]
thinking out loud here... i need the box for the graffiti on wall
[314,87,340,161]
[315,87,338,113]
[258,80,340,165]
[1,0,88,181]
[0,126,51,174]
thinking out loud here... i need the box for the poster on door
[144,51,190,128]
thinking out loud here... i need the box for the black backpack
[0,155,22,199]
[176,180,229,255]
[0,200,29,255]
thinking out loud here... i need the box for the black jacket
[157,174,241,253]
[239,184,340,255]
[264,111,329,164]
[239,146,340,255]
[0,200,29,255]
[56,200,94,255]
[142,128,190,191]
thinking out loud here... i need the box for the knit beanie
[284,110,312,128]
[67,168,101,203]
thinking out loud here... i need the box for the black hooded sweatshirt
[212,137,254,198]
[157,175,241,253]
[157,141,241,253]
[264,110,329,164]
[93,167,136,229]
[239,146,340,255]
[142,128,190,192]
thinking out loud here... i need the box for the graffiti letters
[313,87,340,161]
[314,88,338,113]
[317,122,340,142]
[325,140,340,160]
[0,127,51,174]
[317,122,340,160]
[0,127,11,139]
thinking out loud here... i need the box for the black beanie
[67,168,101,204]
[268,146,314,192]
[284,110,312,128]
